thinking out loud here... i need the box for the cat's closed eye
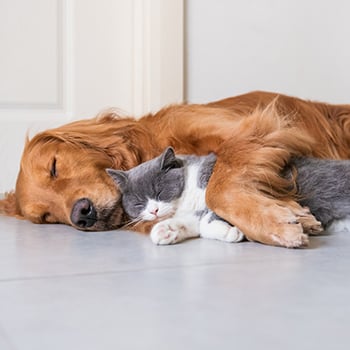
[157,191,165,201]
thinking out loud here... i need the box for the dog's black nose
[71,198,97,229]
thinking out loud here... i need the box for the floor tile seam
[0,261,238,283]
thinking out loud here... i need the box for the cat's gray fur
[291,157,350,227]
[107,147,244,244]
[107,147,350,244]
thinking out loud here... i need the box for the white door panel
[0,0,184,193]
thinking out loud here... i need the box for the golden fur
[2,91,350,247]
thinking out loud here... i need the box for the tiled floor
[0,215,349,350]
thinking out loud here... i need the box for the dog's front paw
[270,224,309,248]
[260,204,310,248]
[294,206,323,235]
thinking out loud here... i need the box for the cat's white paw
[224,226,245,243]
[150,221,181,245]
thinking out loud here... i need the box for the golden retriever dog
[1,91,350,248]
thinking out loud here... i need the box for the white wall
[186,0,350,104]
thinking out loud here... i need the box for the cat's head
[107,147,185,221]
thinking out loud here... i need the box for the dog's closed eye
[50,158,57,178]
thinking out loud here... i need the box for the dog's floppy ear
[0,192,22,217]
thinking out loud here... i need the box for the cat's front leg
[150,218,200,245]
[199,211,245,243]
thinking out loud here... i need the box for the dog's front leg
[205,162,322,248]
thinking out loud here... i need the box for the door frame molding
[132,0,184,117]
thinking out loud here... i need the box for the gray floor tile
[0,215,350,349]
[0,325,16,350]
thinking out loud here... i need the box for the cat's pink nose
[151,208,159,216]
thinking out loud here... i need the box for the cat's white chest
[176,163,206,214]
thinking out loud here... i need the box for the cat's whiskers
[121,216,147,229]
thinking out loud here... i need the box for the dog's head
[0,115,153,230]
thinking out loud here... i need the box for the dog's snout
[71,198,97,229]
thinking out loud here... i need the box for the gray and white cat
[107,147,245,245]
[108,147,350,245]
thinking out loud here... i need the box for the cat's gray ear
[160,147,183,171]
[106,169,128,192]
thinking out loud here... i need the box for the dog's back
[293,157,350,227]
